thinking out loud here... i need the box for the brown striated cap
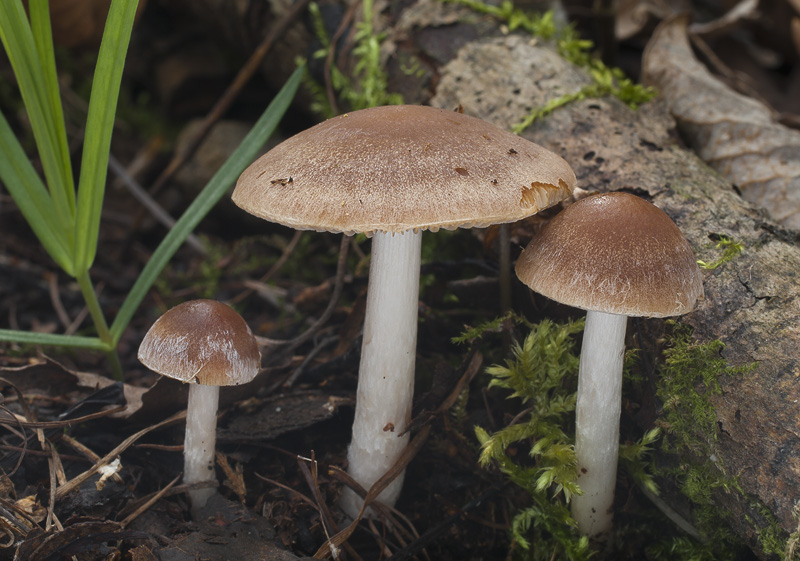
[232,105,576,235]
[138,300,261,386]
[515,192,703,318]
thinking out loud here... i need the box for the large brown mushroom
[232,104,576,516]
[138,299,260,510]
[515,191,703,538]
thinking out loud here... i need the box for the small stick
[119,474,181,528]
[260,234,350,352]
[55,411,186,500]
[61,434,124,484]
[228,230,304,306]
[144,0,313,200]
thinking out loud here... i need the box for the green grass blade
[0,109,73,274]
[109,65,304,342]
[0,330,109,351]
[0,0,76,243]
[72,0,140,273]
[28,0,76,218]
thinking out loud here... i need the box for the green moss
[656,322,753,457]
[474,318,590,560]
[451,310,524,344]
[696,236,744,270]
[304,0,403,117]
[469,316,791,559]
[442,0,656,132]
[750,502,795,559]
[651,323,800,559]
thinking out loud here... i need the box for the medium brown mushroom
[515,191,703,538]
[232,104,576,516]
[138,299,260,510]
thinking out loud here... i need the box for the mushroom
[514,191,703,538]
[232,105,576,516]
[138,299,261,510]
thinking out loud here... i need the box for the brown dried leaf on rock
[616,0,676,41]
[642,15,800,228]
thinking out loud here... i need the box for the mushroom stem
[184,383,220,510]
[341,230,422,517]
[571,310,627,538]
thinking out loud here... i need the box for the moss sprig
[305,0,402,117]
[474,318,591,559]
[656,322,753,458]
[653,322,757,556]
[443,0,656,132]
[697,236,744,270]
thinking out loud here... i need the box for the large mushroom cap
[515,192,703,318]
[138,300,261,386]
[232,105,576,235]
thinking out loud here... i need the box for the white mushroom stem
[571,310,627,538]
[184,383,220,510]
[341,230,422,517]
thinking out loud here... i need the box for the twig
[297,455,364,561]
[46,272,72,330]
[0,406,126,429]
[228,230,304,306]
[45,443,61,532]
[383,485,507,561]
[255,473,319,510]
[55,410,186,500]
[145,0,313,200]
[260,234,350,353]
[313,426,432,559]
[119,473,181,528]
[324,0,361,114]
[108,154,206,255]
[61,434,124,485]
[283,334,338,387]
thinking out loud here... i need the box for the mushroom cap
[138,300,261,386]
[232,105,576,235]
[515,192,703,318]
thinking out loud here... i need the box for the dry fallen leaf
[642,15,800,228]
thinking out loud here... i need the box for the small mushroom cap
[515,192,703,318]
[138,300,261,386]
[232,105,576,235]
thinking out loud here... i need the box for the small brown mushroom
[138,299,260,510]
[515,191,703,538]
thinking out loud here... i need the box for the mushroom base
[571,310,626,538]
